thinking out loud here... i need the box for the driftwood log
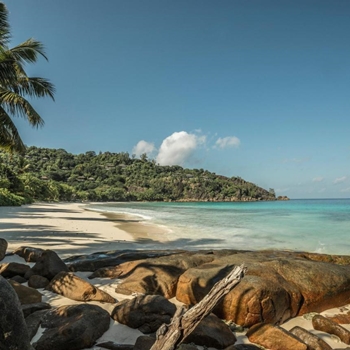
[150,263,247,350]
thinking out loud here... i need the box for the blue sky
[5,0,350,198]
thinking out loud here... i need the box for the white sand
[0,202,138,258]
[1,203,350,349]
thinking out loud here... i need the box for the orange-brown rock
[177,259,302,326]
[46,271,115,303]
[13,246,44,262]
[90,251,218,298]
[176,250,350,326]
[312,314,350,344]
[326,310,350,324]
[246,323,308,350]
[290,325,332,350]
[87,249,350,328]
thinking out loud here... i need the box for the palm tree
[0,3,55,153]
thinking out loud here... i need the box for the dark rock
[184,313,236,349]
[290,325,332,350]
[66,249,185,272]
[0,261,30,277]
[30,249,68,280]
[312,314,350,345]
[177,345,198,350]
[246,323,308,350]
[0,275,33,349]
[96,341,134,349]
[10,274,28,283]
[24,268,35,279]
[33,303,110,350]
[8,279,42,304]
[25,309,50,340]
[13,246,44,262]
[22,302,51,318]
[111,294,176,333]
[225,345,262,350]
[28,275,50,289]
[46,271,115,303]
[0,238,7,261]
[133,336,155,350]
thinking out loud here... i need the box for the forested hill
[0,147,279,205]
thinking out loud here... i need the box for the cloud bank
[132,140,156,157]
[156,131,206,166]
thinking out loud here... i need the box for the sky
[4,0,350,199]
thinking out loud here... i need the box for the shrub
[0,188,27,206]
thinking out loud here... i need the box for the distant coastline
[1,146,280,206]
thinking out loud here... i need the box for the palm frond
[0,106,25,153]
[0,49,21,84]
[9,38,48,63]
[0,88,44,127]
[0,3,10,47]
[0,4,55,154]
[14,76,55,100]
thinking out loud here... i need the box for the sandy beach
[0,202,170,258]
[1,202,350,349]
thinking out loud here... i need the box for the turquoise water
[88,199,350,255]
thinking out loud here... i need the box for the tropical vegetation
[0,147,277,205]
[0,3,55,153]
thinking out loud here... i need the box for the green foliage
[0,146,277,205]
[0,3,55,153]
[0,188,27,206]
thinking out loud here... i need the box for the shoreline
[1,202,350,348]
[2,202,350,258]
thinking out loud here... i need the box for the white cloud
[334,176,347,184]
[215,136,240,149]
[312,177,324,183]
[341,187,350,193]
[156,131,206,166]
[132,140,156,157]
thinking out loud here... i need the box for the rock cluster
[1,241,350,349]
[88,249,350,326]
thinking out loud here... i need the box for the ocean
[87,199,350,255]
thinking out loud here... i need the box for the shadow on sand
[0,204,224,258]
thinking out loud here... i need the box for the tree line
[0,147,276,205]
